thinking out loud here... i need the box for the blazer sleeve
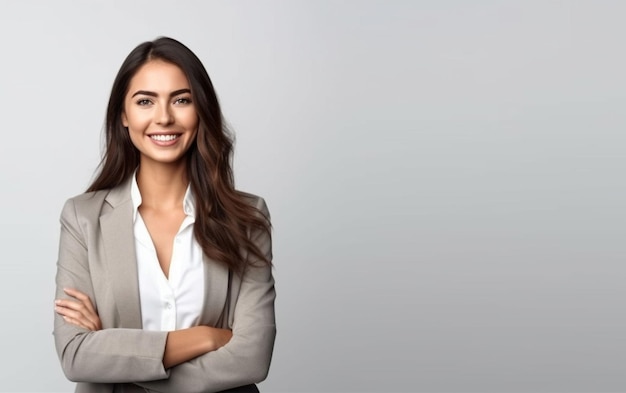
[135,197,277,393]
[53,198,170,383]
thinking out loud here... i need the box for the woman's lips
[148,133,181,146]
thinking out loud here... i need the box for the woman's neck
[136,160,188,211]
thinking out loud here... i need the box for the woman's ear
[121,112,128,127]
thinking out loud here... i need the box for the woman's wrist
[163,326,213,368]
[204,326,233,352]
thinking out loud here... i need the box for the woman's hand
[163,325,233,368]
[55,288,102,331]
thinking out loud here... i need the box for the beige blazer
[53,179,276,393]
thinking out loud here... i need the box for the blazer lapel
[200,254,230,327]
[99,179,143,329]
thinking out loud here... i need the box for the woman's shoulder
[236,190,269,213]
[60,183,128,221]
[57,191,108,233]
[64,189,110,208]
[64,179,132,208]
[237,190,263,205]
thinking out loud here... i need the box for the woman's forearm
[163,326,233,368]
[56,287,232,370]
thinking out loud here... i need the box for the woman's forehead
[128,60,190,95]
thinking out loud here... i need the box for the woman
[53,37,275,393]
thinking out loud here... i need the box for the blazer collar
[104,176,133,208]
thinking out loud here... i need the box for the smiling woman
[53,37,275,393]
[122,60,199,165]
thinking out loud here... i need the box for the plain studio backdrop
[0,1,624,392]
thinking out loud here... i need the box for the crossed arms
[53,196,276,392]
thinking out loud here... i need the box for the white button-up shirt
[131,174,205,331]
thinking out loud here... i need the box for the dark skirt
[218,384,259,393]
[113,382,259,392]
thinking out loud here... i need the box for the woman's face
[122,59,199,166]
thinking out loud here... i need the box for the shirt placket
[161,235,178,331]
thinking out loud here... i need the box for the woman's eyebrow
[131,88,191,98]
[170,88,191,97]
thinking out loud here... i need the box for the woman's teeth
[150,134,178,141]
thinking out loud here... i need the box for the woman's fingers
[61,314,94,331]
[55,302,98,331]
[56,305,98,330]
[63,287,98,315]
[55,288,102,331]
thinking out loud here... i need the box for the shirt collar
[130,171,196,222]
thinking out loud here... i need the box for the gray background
[0,0,624,392]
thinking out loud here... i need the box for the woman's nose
[155,104,174,125]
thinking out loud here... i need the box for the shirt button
[165,302,172,310]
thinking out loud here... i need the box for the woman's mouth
[150,134,180,142]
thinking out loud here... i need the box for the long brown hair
[88,37,270,273]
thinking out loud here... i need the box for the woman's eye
[136,99,152,106]
[175,97,192,105]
